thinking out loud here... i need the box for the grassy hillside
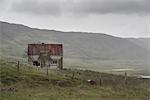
[0,21,149,60]
[0,21,150,76]
[0,60,150,100]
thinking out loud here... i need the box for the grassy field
[64,58,150,76]
[0,59,150,100]
[1,56,150,76]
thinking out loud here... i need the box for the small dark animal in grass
[87,80,97,85]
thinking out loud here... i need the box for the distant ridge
[0,21,123,37]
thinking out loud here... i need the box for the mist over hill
[0,21,149,60]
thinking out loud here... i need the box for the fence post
[71,72,75,80]
[17,61,20,72]
[46,65,48,75]
[124,72,127,85]
[99,75,102,86]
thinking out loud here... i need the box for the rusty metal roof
[28,44,63,56]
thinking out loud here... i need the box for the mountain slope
[0,21,149,60]
[126,38,150,50]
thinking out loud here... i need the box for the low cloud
[10,0,150,16]
[11,0,61,16]
[0,0,7,8]
[69,0,149,15]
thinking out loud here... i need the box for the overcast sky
[0,0,149,37]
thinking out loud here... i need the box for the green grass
[0,60,150,100]
[63,58,150,76]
